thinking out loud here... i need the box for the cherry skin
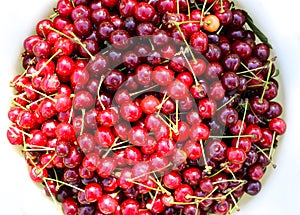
[98,194,118,214]
[140,95,160,114]
[174,184,194,203]
[120,102,143,122]
[269,118,286,135]
[190,31,208,54]
[62,198,79,215]
[227,147,247,164]
[85,183,103,203]
[134,2,155,22]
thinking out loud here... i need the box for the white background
[0,0,299,214]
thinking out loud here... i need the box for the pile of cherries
[7,0,287,214]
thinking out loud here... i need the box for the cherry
[198,98,217,119]
[128,126,149,147]
[203,15,220,32]
[103,70,125,92]
[152,66,174,86]
[190,123,210,141]
[245,124,263,143]
[94,126,115,148]
[265,102,282,119]
[230,9,246,28]
[29,164,48,183]
[217,107,238,127]
[124,146,142,165]
[227,147,247,164]
[147,196,165,213]
[91,8,109,25]
[221,72,240,91]
[206,139,228,162]
[119,0,138,18]
[163,171,182,190]
[174,184,193,203]
[269,118,286,135]
[120,102,142,122]
[182,167,202,186]
[167,79,189,100]
[84,183,102,203]
[215,9,233,25]
[232,40,253,59]
[96,157,116,178]
[97,109,119,127]
[135,64,153,86]
[63,146,83,169]
[134,2,155,22]
[190,31,208,54]
[120,199,140,215]
[77,133,96,153]
[157,0,176,13]
[183,141,203,160]
[98,194,118,214]
[123,51,141,70]
[62,198,79,215]
[245,180,261,196]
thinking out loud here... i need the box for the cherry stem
[68,107,73,124]
[130,180,163,193]
[102,137,119,158]
[229,193,240,212]
[11,60,35,86]
[204,0,218,14]
[186,0,191,19]
[236,99,248,148]
[181,49,199,86]
[209,134,254,139]
[128,163,171,183]
[44,177,85,192]
[253,143,277,168]
[157,113,179,134]
[268,131,276,160]
[175,100,179,131]
[216,94,238,111]
[48,27,73,41]
[97,75,106,110]
[10,126,33,138]
[12,100,28,111]
[152,173,171,195]
[200,0,208,26]
[212,179,246,185]
[30,49,62,77]
[42,177,61,213]
[129,84,159,97]
[200,140,212,173]
[22,148,55,152]
[172,22,197,63]
[26,93,57,109]
[17,83,56,102]
[155,92,169,115]
[37,153,57,174]
[260,61,273,103]
[147,182,159,209]
[70,32,95,60]
[208,166,227,178]
[12,92,30,102]
[236,64,269,75]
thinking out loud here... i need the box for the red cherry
[227,147,247,164]
[269,118,286,135]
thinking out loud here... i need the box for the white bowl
[0,0,299,214]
